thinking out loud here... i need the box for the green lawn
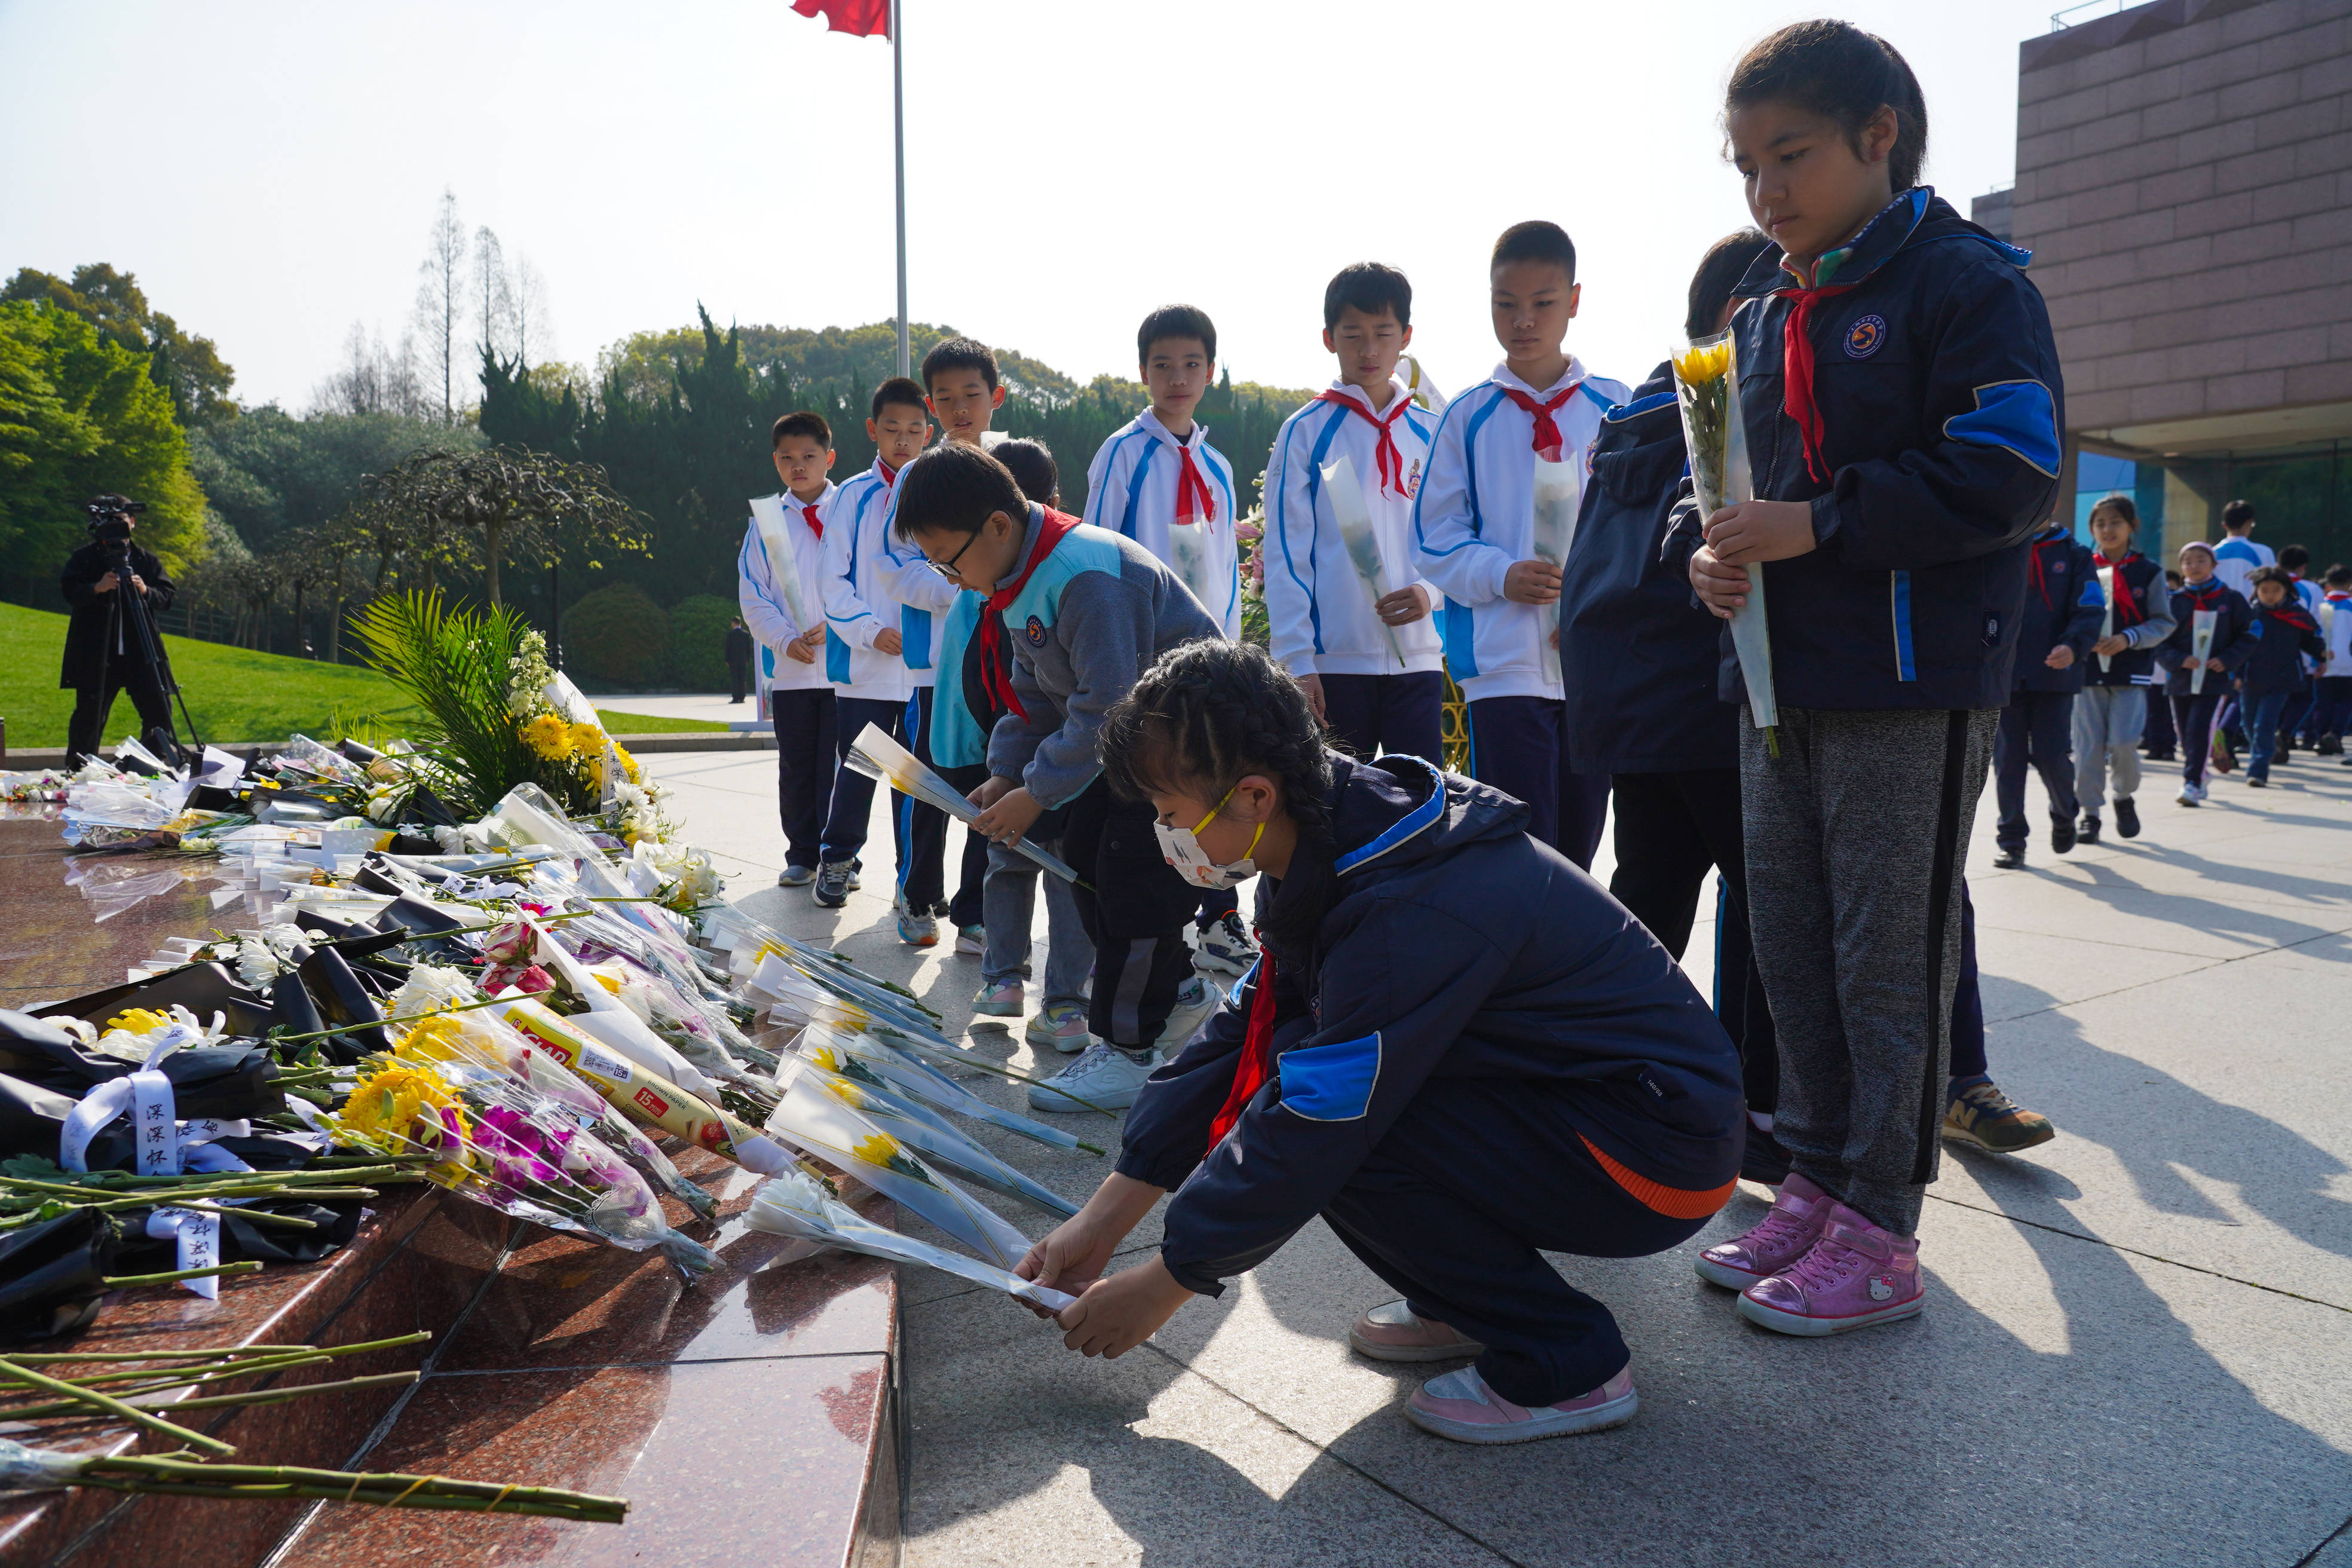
[0,601,422,750]
[595,709,731,734]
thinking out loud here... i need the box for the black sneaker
[2318,733,2342,756]
[1993,845,2027,870]
[2077,814,2102,845]
[1740,1122,1793,1186]
[813,858,859,908]
[2050,816,2077,855]
[2114,797,2140,838]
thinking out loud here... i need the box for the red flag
[791,0,890,38]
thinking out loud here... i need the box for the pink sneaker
[1693,1171,1832,1290]
[1348,1300,1484,1362]
[1405,1365,1637,1445]
[1736,1202,1924,1336]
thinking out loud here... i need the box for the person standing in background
[725,616,754,704]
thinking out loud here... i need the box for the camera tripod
[88,540,204,765]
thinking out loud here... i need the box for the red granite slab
[0,815,232,999]
[265,1353,899,1568]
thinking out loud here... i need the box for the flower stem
[100,1260,262,1289]
[0,1356,235,1456]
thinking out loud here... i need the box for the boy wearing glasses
[894,441,1224,1111]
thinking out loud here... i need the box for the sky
[0,0,2072,413]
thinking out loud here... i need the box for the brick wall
[2013,0,2352,436]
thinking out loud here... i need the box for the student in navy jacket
[2161,541,2255,806]
[1989,520,2105,868]
[1679,24,2062,1337]
[1018,639,1741,1447]
[2072,497,2175,842]
[2235,566,2326,788]
[1560,228,1786,1182]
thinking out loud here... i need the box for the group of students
[736,17,2115,1448]
[1993,494,2347,868]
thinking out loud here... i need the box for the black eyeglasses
[926,532,981,580]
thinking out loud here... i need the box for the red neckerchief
[800,502,823,540]
[1502,384,1578,464]
[2093,550,2144,625]
[1170,436,1215,526]
[1206,949,1278,1153]
[877,458,900,489]
[1770,281,1858,483]
[2264,602,2319,633]
[2181,577,2230,612]
[980,509,1081,722]
[1316,388,1412,494]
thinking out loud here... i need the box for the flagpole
[892,0,908,379]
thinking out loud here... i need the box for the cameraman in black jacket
[60,494,178,764]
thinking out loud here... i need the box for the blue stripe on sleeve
[1891,569,1917,682]
[1278,1033,1382,1122]
[1944,380,2062,478]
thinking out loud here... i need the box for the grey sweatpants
[2072,684,2146,814]
[1741,706,1997,1235]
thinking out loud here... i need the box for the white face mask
[1153,782,1264,891]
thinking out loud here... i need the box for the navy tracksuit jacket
[2238,602,2326,699]
[2010,527,2105,694]
[2082,553,2171,690]
[1667,188,2064,712]
[1118,753,1742,1405]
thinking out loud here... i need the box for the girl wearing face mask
[1015,638,1744,1446]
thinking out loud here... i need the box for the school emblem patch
[1844,314,1887,359]
[1404,458,1422,499]
[1024,614,1048,648]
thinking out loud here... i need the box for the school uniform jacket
[1557,363,1737,774]
[2210,535,2273,601]
[1262,379,1444,678]
[1667,188,2065,712]
[2238,601,2327,699]
[2159,580,2255,697]
[820,458,958,700]
[1082,408,1241,638]
[1118,752,1744,1296]
[2080,552,2175,689]
[1413,357,1630,703]
[985,506,1222,810]
[737,485,837,696]
[2011,525,2106,695]
[2323,592,2352,680]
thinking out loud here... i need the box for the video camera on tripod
[81,492,203,768]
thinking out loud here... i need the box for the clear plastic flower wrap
[744,1169,1074,1313]
[843,724,1078,883]
[327,1056,717,1279]
[1319,454,1407,668]
[1673,330,1779,739]
[791,1024,1103,1156]
[782,1056,1078,1218]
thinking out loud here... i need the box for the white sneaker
[2177,781,2203,806]
[1193,911,1257,976]
[1025,1002,1093,1054]
[1157,975,1220,1055]
[1025,1042,1157,1112]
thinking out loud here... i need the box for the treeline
[480,313,1309,608]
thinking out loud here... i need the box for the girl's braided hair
[1100,638,1334,838]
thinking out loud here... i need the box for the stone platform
[0,811,902,1567]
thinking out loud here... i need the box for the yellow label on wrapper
[493,997,761,1160]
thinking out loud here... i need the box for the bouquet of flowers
[1319,454,1407,668]
[844,724,1079,883]
[327,1055,718,1279]
[789,1024,1104,1156]
[1672,331,1778,741]
[744,1169,1074,1313]
[783,1055,1078,1218]
[748,495,821,639]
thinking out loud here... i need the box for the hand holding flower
[1702,500,1817,566]
[1689,546,1752,618]
[1055,1254,1195,1358]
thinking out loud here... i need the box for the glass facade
[2074,442,2350,569]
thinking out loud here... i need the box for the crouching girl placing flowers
[1016,639,1744,1445]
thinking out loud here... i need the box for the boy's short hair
[773,410,832,449]
[921,336,999,394]
[2248,565,2293,592]
[2088,494,2137,528]
[1138,304,1216,366]
[1323,263,1412,331]
[1685,230,1771,339]
[991,437,1058,507]
[871,376,929,420]
[2323,564,2351,587]
[2166,568,2185,586]
[2278,543,2310,570]
[2222,498,2256,530]
[1492,220,1578,280]
[892,441,1026,541]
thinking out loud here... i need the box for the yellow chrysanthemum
[105,1008,172,1036]
[330,1063,470,1156]
[394,1014,470,1065]
[614,745,641,785]
[850,1131,902,1167]
[522,713,572,759]
[1672,338,1733,385]
[566,721,604,759]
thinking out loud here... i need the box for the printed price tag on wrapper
[1320,454,1408,669]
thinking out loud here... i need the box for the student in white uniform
[1263,262,1446,765]
[1082,303,1254,976]
[815,377,957,945]
[737,411,840,887]
[1412,220,1630,869]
